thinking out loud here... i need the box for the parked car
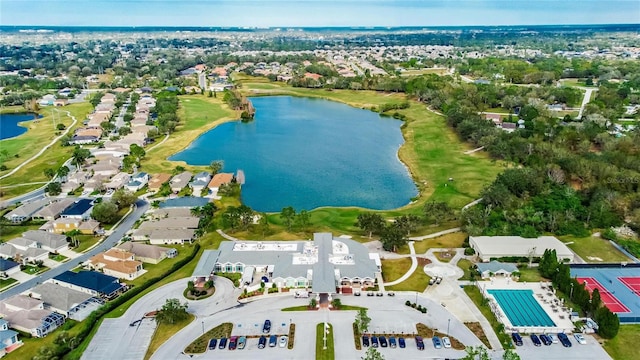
[442,336,451,348]
[436,277,442,284]
[511,332,523,346]
[354,290,361,296]
[428,278,435,285]
[208,338,217,350]
[387,291,395,296]
[269,334,278,347]
[218,337,228,349]
[539,334,552,346]
[415,336,425,350]
[258,336,267,349]
[238,336,246,350]
[549,334,559,344]
[362,335,370,347]
[279,336,288,348]
[432,336,442,349]
[367,292,374,297]
[558,333,572,348]
[389,336,397,348]
[372,336,379,348]
[376,292,384,297]
[530,334,542,347]
[574,333,587,345]
[262,319,271,333]
[228,336,238,350]
[398,337,406,348]
[379,336,388,347]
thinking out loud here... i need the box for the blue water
[0,113,40,140]
[487,289,556,327]
[170,96,418,212]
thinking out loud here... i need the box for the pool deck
[477,278,575,333]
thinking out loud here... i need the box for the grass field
[0,103,93,199]
[0,278,17,289]
[398,231,467,255]
[400,68,449,76]
[385,266,431,292]
[184,322,233,354]
[142,95,235,173]
[602,324,640,360]
[516,267,546,282]
[145,313,195,359]
[316,323,334,360]
[381,258,412,283]
[560,235,631,263]
[457,259,475,280]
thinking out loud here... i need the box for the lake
[170,96,418,212]
[0,113,41,140]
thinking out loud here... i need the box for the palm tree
[57,165,70,182]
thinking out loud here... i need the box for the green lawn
[0,103,93,200]
[516,267,547,282]
[185,322,233,354]
[381,258,412,283]
[457,259,475,280]
[49,253,68,262]
[282,305,314,311]
[316,323,334,360]
[385,266,431,292]
[0,278,17,289]
[145,313,195,359]
[73,235,101,253]
[463,286,513,349]
[398,229,466,254]
[22,265,48,275]
[603,324,640,360]
[560,235,632,263]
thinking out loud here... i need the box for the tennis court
[618,277,640,295]
[576,277,630,313]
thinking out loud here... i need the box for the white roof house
[469,236,575,262]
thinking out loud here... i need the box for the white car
[279,336,288,348]
[574,334,587,345]
[549,334,559,344]
[442,337,451,348]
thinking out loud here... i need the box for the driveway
[10,271,34,283]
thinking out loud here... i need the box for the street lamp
[201,321,204,334]
[447,318,450,336]
[570,283,574,300]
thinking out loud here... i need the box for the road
[0,199,149,300]
[115,95,131,129]
[577,88,596,119]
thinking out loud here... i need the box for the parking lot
[514,333,612,360]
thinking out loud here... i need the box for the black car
[511,332,523,346]
[539,334,552,346]
[371,336,379,348]
[376,292,384,297]
[218,337,228,349]
[379,336,388,347]
[367,292,374,297]
[208,338,217,350]
[530,334,542,347]
[415,336,425,350]
[262,319,271,333]
[258,336,267,349]
[558,333,572,348]
[362,335,370,347]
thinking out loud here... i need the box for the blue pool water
[487,289,556,327]
[0,113,41,140]
[169,96,418,212]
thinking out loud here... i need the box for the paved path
[146,133,170,152]
[408,227,461,241]
[464,146,485,154]
[217,229,240,241]
[384,241,416,286]
[0,199,149,300]
[462,199,483,211]
[0,110,77,180]
[577,88,596,119]
[0,181,48,188]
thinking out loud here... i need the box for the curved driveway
[0,199,149,300]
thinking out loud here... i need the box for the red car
[228,336,238,350]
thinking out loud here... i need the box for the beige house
[115,243,177,264]
[148,173,172,192]
[88,249,144,280]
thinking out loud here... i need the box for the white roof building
[469,235,575,263]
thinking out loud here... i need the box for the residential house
[27,283,103,321]
[0,259,21,278]
[207,173,234,194]
[21,231,68,253]
[53,99,68,107]
[86,112,110,128]
[32,198,76,221]
[151,207,193,219]
[0,319,22,356]
[138,217,200,231]
[60,199,94,220]
[0,242,48,264]
[147,229,196,245]
[104,172,131,190]
[115,243,177,264]
[190,171,211,196]
[3,199,50,223]
[483,113,503,125]
[125,172,150,192]
[51,218,100,235]
[38,94,56,106]
[51,271,126,300]
[169,171,192,193]
[147,173,172,193]
[157,197,210,209]
[68,135,100,145]
[87,162,120,177]
[476,261,518,279]
[88,249,144,280]
[0,295,65,337]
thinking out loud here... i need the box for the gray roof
[333,238,378,280]
[476,260,518,274]
[158,197,210,209]
[193,250,220,277]
[33,198,76,218]
[148,229,195,241]
[116,242,175,260]
[29,283,93,312]
[312,233,338,293]
[4,199,50,219]
[138,217,200,230]
[152,208,193,219]
[22,230,67,250]
[0,244,18,257]
[215,241,304,266]
[7,237,37,248]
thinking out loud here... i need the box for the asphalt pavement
[0,199,149,300]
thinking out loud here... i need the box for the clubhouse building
[193,233,380,296]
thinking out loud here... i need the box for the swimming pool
[487,289,556,327]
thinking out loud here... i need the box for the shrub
[464,247,476,255]
[421,308,427,313]
[405,300,411,306]
[411,303,417,308]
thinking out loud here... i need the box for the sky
[0,0,639,27]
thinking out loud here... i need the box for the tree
[331,298,341,309]
[118,126,131,136]
[259,212,270,237]
[362,346,385,360]
[356,213,385,239]
[155,298,189,325]
[209,160,223,175]
[461,346,490,360]
[280,206,296,231]
[380,224,406,252]
[394,215,421,236]
[71,146,91,170]
[57,165,70,181]
[91,200,119,224]
[112,189,137,209]
[66,229,81,248]
[355,308,371,334]
[130,144,146,161]
[295,209,310,229]
[223,206,242,230]
[590,287,602,315]
[502,349,521,360]
[595,306,620,339]
[44,168,55,179]
[309,298,317,308]
[45,182,62,196]
[237,204,255,230]
[424,201,454,225]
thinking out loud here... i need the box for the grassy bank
[603,324,640,360]
[184,322,233,354]
[316,323,334,360]
[560,235,632,263]
[145,314,195,360]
